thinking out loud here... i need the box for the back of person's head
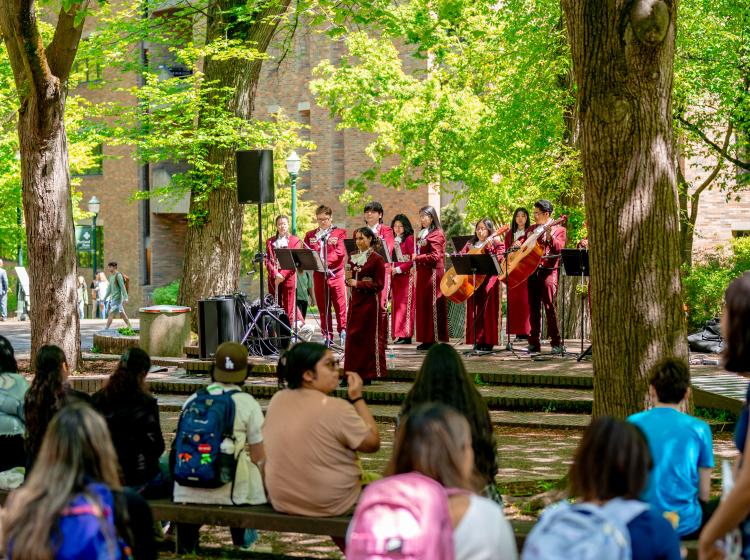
[277,342,329,389]
[724,272,750,373]
[26,345,68,462]
[2,403,121,559]
[387,403,473,490]
[569,416,651,502]
[0,335,18,373]
[102,347,152,402]
[648,357,690,404]
[402,344,497,488]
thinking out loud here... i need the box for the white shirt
[454,495,518,560]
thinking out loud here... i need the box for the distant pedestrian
[105,261,131,329]
[76,276,89,320]
[0,259,8,321]
[94,271,109,318]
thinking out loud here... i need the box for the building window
[73,57,103,85]
[733,230,750,238]
[75,226,104,270]
[73,144,104,177]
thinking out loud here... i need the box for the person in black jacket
[92,348,168,498]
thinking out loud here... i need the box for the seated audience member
[400,343,499,501]
[2,403,156,559]
[92,348,168,497]
[0,336,28,471]
[172,342,266,553]
[523,416,681,560]
[628,357,714,539]
[263,342,380,517]
[699,272,750,559]
[385,403,516,560]
[24,344,90,472]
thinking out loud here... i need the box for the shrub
[151,280,180,305]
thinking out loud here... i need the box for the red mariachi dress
[503,229,531,337]
[414,228,449,343]
[525,222,567,349]
[391,234,416,339]
[303,226,349,342]
[344,250,387,380]
[461,239,504,347]
[265,234,303,323]
[370,224,395,311]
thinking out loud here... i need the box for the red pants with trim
[527,269,561,348]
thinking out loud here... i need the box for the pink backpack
[346,472,455,560]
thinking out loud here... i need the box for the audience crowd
[0,271,747,559]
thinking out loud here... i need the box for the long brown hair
[723,272,750,373]
[25,345,67,465]
[2,403,124,559]
[387,403,473,491]
[100,347,151,404]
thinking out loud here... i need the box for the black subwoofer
[236,150,274,204]
[198,296,242,359]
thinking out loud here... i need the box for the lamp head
[285,150,301,175]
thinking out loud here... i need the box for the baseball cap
[213,342,250,383]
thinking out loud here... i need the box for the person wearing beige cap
[173,341,266,553]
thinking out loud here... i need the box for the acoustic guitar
[498,215,568,289]
[440,226,510,304]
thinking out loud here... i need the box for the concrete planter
[139,305,192,357]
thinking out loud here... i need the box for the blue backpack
[55,483,132,560]
[522,498,649,560]
[172,388,239,488]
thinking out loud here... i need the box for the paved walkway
[0,319,140,354]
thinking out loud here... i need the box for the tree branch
[689,122,733,226]
[46,1,90,83]
[677,115,750,171]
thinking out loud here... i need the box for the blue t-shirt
[628,509,682,560]
[628,407,714,536]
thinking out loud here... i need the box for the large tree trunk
[562,0,687,417]
[178,0,292,329]
[1,1,87,369]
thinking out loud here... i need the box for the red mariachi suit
[265,234,302,323]
[344,251,387,380]
[414,229,449,343]
[391,234,416,338]
[372,224,395,311]
[503,229,531,337]
[525,222,567,349]
[461,238,504,347]
[304,226,349,340]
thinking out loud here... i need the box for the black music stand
[451,253,502,356]
[561,248,590,360]
[451,235,473,254]
[343,238,392,263]
[276,248,319,343]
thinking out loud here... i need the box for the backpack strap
[601,498,650,526]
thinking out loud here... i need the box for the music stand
[344,239,392,263]
[451,235,473,254]
[561,248,590,359]
[451,253,502,356]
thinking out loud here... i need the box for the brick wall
[151,214,188,288]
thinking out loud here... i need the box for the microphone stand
[502,245,522,359]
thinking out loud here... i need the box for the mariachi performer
[413,206,449,351]
[504,207,532,343]
[344,227,387,383]
[460,218,504,351]
[303,205,348,347]
[265,215,303,326]
[526,200,567,354]
[390,214,416,344]
[361,201,394,330]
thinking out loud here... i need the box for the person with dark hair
[3,403,157,560]
[344,228,387,382]
[400,344,499,501]
[104,261,132,330]
[391,214,416,344]
[24,345,90,472]
[526,199,566,354]
[628,357,714,539]
[304,205,349,347]
[461,218,505,351]
[263,342,379,516]
[362,201,395,323]
[92,348,167,497]
[0,335,28,471]
[504,208,531,342]
[266,215,304,328]
[699,272,750,559]
[383,403,516,559]
[413,205,448,350]
[524,416,680,559]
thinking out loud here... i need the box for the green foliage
[151,280,180,305]
[441,204,471,250]
[117,327,137,336]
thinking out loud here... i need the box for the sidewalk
[0,318,140,355]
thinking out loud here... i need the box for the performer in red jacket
[526,200,567,354]
[344,228,387,382]
[413,206,448,351]
[266,215,302,324]
[303,205,348,347]
[390,214,416,344]
[503,207,531,344]
[362,201,395,313]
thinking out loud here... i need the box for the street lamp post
[285,151,301,235]
[87,196,101,278]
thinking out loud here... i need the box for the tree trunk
[561,0,687,417]
[178,0,292,329]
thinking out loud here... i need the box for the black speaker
[198,296,242,359]
[236,150,274,204]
